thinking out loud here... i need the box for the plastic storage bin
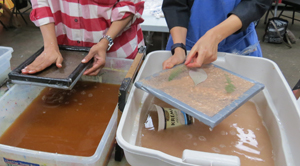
[0,46,13,84]
[116,51,300,166]
[0,57,133,166]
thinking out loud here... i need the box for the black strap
[171,43,187,55]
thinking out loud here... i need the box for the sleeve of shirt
[30,0,54,27]
[111,0,144,26]
[228,0,273,33]
[162,0,191,30]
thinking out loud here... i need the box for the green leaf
[168,65,185,81]
[225,74,236,93]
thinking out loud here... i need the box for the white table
[140,11,168,33]
[140,12,169,49]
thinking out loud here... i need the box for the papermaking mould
[8,45,92,90]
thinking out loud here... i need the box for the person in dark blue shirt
[162,0,272,69]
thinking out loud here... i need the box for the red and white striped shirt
[30,0,145,59]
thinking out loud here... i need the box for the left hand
[82,40,108,76]
[185,31,220,68]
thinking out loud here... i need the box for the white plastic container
[0,46,13,84]
[116,51,300,166]
[0,57,133,166]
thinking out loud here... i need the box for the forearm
[106,14,134,39]
[170,26,187,45]
[208,14,242,43]
[229,0,272,32]
[40,23,58,50]
[170,26,187,55]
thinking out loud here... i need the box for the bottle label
[154,104,194,131]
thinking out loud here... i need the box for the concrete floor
[2,8,298,89]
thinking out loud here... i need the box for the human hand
[82,41,108,76]
[185,31,220,68]
[21,46,63,74]
[163,47,186,70]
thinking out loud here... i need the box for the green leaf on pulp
[225,74,236,93]
[168,65,185,81]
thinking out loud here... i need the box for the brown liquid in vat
[140,99,274,166]
[0,81,120,157]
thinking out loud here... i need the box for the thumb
[185,48,197,65]
[56,56,63,68]
[82,49,96,63]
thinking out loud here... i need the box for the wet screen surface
[140,64,255,117]
[0,81,120,157]
[33,50,88,79]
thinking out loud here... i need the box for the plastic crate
[0,56,133,166]
[0,46,13,84]
[117,51,300,166]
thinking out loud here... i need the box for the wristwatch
[100,35,114,51]
[171,43,187,56]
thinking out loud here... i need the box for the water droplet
[198,136,206,141]
[193,142,197,146]
[78,103,82,105]
[74,99,78,102]
[94,86,97,88]
[220,144,226,148]
[220,131,226,135]
[76,109,79,111]
[88,93,93,97]
[212,147,220,153]
[81,91,86,95]
[230,130,236,135]
[256,128,260,130]
[43,111,46,114]
[65,102,69,104]
[209,128,213,131]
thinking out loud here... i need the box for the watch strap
[100,35,114,51]
[171,43,187,55]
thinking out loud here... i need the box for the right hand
[162,47,186,70]
[21,46,63,74]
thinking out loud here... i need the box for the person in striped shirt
[22,0,144,76]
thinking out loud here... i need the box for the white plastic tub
[0,46,13,84]
[116,51,300,166]
[0,57,133,166]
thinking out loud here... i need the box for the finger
[22,61,42,74]
[162,61,168,70]
[186,50,205,68]
[185,48,197,65]
[86,68,101,76]
[56,56,64,68]
[83,59,105,75]
[82,48,96,63]
[163,57,178,70]
[164,61,175,69]
[28,60,52,74]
